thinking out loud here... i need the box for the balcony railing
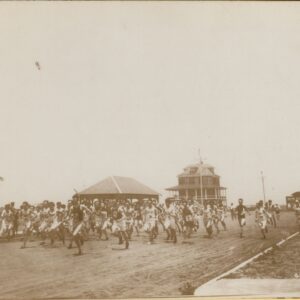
[174,195,226,203]
[177,183,223,189]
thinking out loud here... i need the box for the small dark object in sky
[35,61,41,70]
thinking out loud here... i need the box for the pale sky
[0,2,300,206]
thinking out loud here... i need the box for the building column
[185,189,188,200]
[195,189,198,201]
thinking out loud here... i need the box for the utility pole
[261,171,266,204]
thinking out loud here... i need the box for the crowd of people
[0,197,288,255]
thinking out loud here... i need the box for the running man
[235,198,250,238]
[133,203,143,237]
[93,200,105,240]
[10,202,19,237]
[0,204,14,240]
[164,198,177,243]
[255,200,268,239]
[67,200,85,255]
[203,204,213,238]
[230,202,236,220]
[49,202,66,246]
[111,206,129,249]
[143,200,158,244]
[39,200,51,245]
[295,203,300,230]
[182,200,193,239]
[274,204,280,221]
[217,204,227,231]
[20,202,34,248]
[267,200,277,228]
[212,204,220,234]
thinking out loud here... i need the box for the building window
[188,190,195,198]
[189,177,195,184]
[179,178,185,185]
[190,167,198,174]
[197,177,202,184]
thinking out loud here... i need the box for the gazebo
[75,176,159,203]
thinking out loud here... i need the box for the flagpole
[199,149,203,205]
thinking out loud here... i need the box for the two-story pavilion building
[166,162,227,205]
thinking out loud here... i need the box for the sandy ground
[226,232,300,280]
[0,211,297,299]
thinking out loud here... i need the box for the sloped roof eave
[77,176,159,196]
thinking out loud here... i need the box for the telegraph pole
[261,171,266,204]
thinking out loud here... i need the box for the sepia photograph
[0,1,300,299]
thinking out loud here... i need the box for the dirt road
[0,211,297,299]
[227,232,300,279]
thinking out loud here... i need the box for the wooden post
[199,149,203,205]
[261,171,266,204]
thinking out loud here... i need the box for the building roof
[185,163,214,169]
[292,191,300,197]
[178,163,219,177]
[165,185,180,191]
[78,176,159,196]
